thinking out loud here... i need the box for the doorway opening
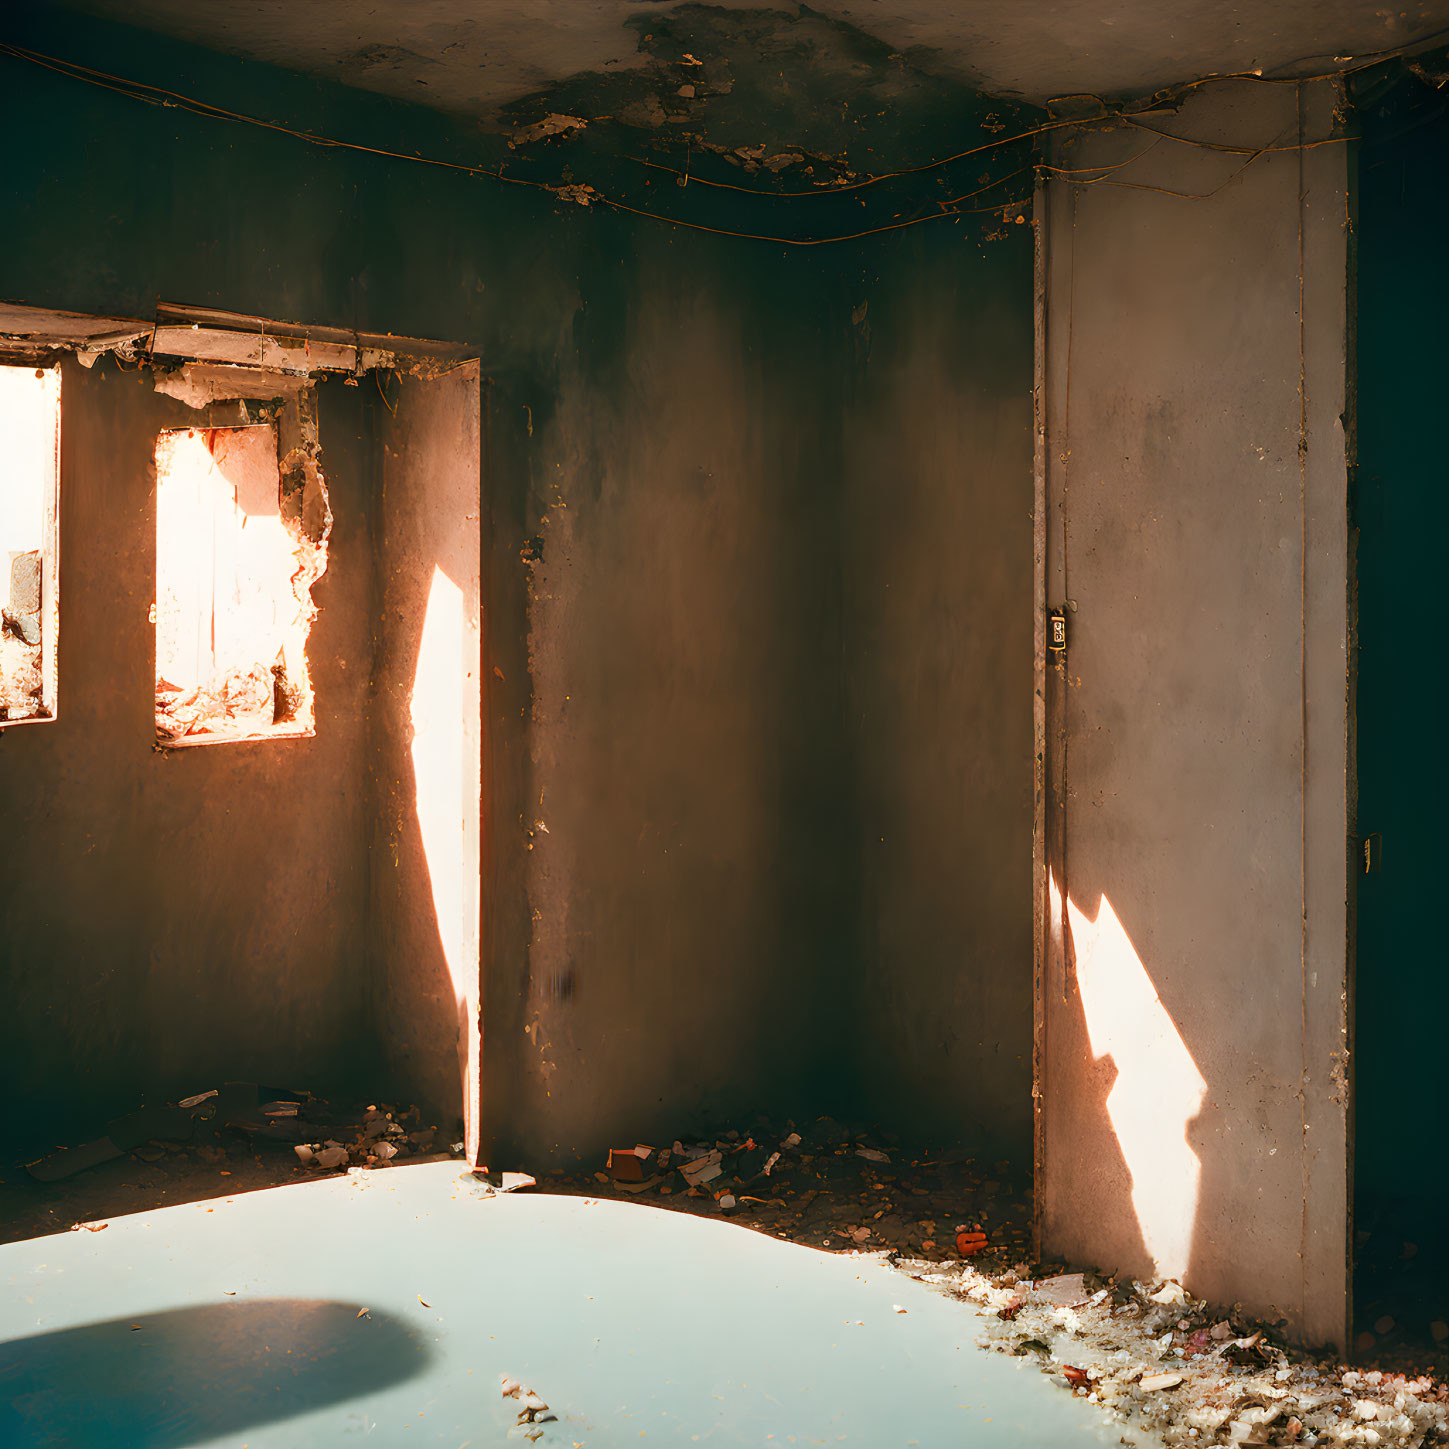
[1350,54,1449,1365]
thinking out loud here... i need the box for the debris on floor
[501,1372,559,1442]
[536,1115,1448,1447]
[544,1114,1034,1262]
[893,1257,1449,1448]
[25,1087,451,1182]
[469,1170,537,1195]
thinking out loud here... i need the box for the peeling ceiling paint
[44,0,1449,115]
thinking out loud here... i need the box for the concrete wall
[841,229,1037,1155]
[488,260,860,1158]
[371,367,482,1141]
[0,7,1039,1167]
[1038,80,1351,1346]
[0,359,376,1140]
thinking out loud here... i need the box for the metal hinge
[1048,607,1068,655]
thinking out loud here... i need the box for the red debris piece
[607,1146,651,1182]
[956,1225,989,1256]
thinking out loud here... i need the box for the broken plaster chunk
[8,551,41,614]
[1140,1372,1185,1392]
[1033,1273,1088,1307]
[1148,1280,1189,1307]
[512,113,587,145]
[500,1375,521,1398]
[373,1141,397,1161]
[553,183,598,208]
[313,1145,349,1169]
[679,1149,723,1186]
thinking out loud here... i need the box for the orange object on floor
[956,1227,988,1256]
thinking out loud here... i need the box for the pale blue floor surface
[1,1162,1139,1448]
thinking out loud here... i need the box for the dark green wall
[0,5,1036,1162]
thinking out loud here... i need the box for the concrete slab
[1,1161,1146,1447]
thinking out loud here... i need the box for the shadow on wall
[0,1298,430,1447]
[1053,873,1208,1287]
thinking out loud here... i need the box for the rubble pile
[894,1261,1449,1448]
[549,1114,1033,1261]
[292,1102,446,1172]
[24,1084,451,1184]
[1,548,45,721]
[155,662,284,741]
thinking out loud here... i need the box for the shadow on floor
[0,1298,430,1448]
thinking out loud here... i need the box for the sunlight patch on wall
[410,565,467,999]
[1058,876,1207,1282]
[409,563,480,1162]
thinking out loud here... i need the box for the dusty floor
[4,1107,1446,1447]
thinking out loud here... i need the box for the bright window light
[154,425,325,746]
[0,364,61,726]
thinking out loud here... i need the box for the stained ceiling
[45,0,1449,116]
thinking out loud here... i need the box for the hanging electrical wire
[1,27,1445,245]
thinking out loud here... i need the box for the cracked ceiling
[40,0,1449,118]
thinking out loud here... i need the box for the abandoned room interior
[1,0,1447,1444]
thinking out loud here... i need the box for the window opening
[154,418,328,746]
[0,364,60,725]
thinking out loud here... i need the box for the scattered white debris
[894,1259,1449,1449]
